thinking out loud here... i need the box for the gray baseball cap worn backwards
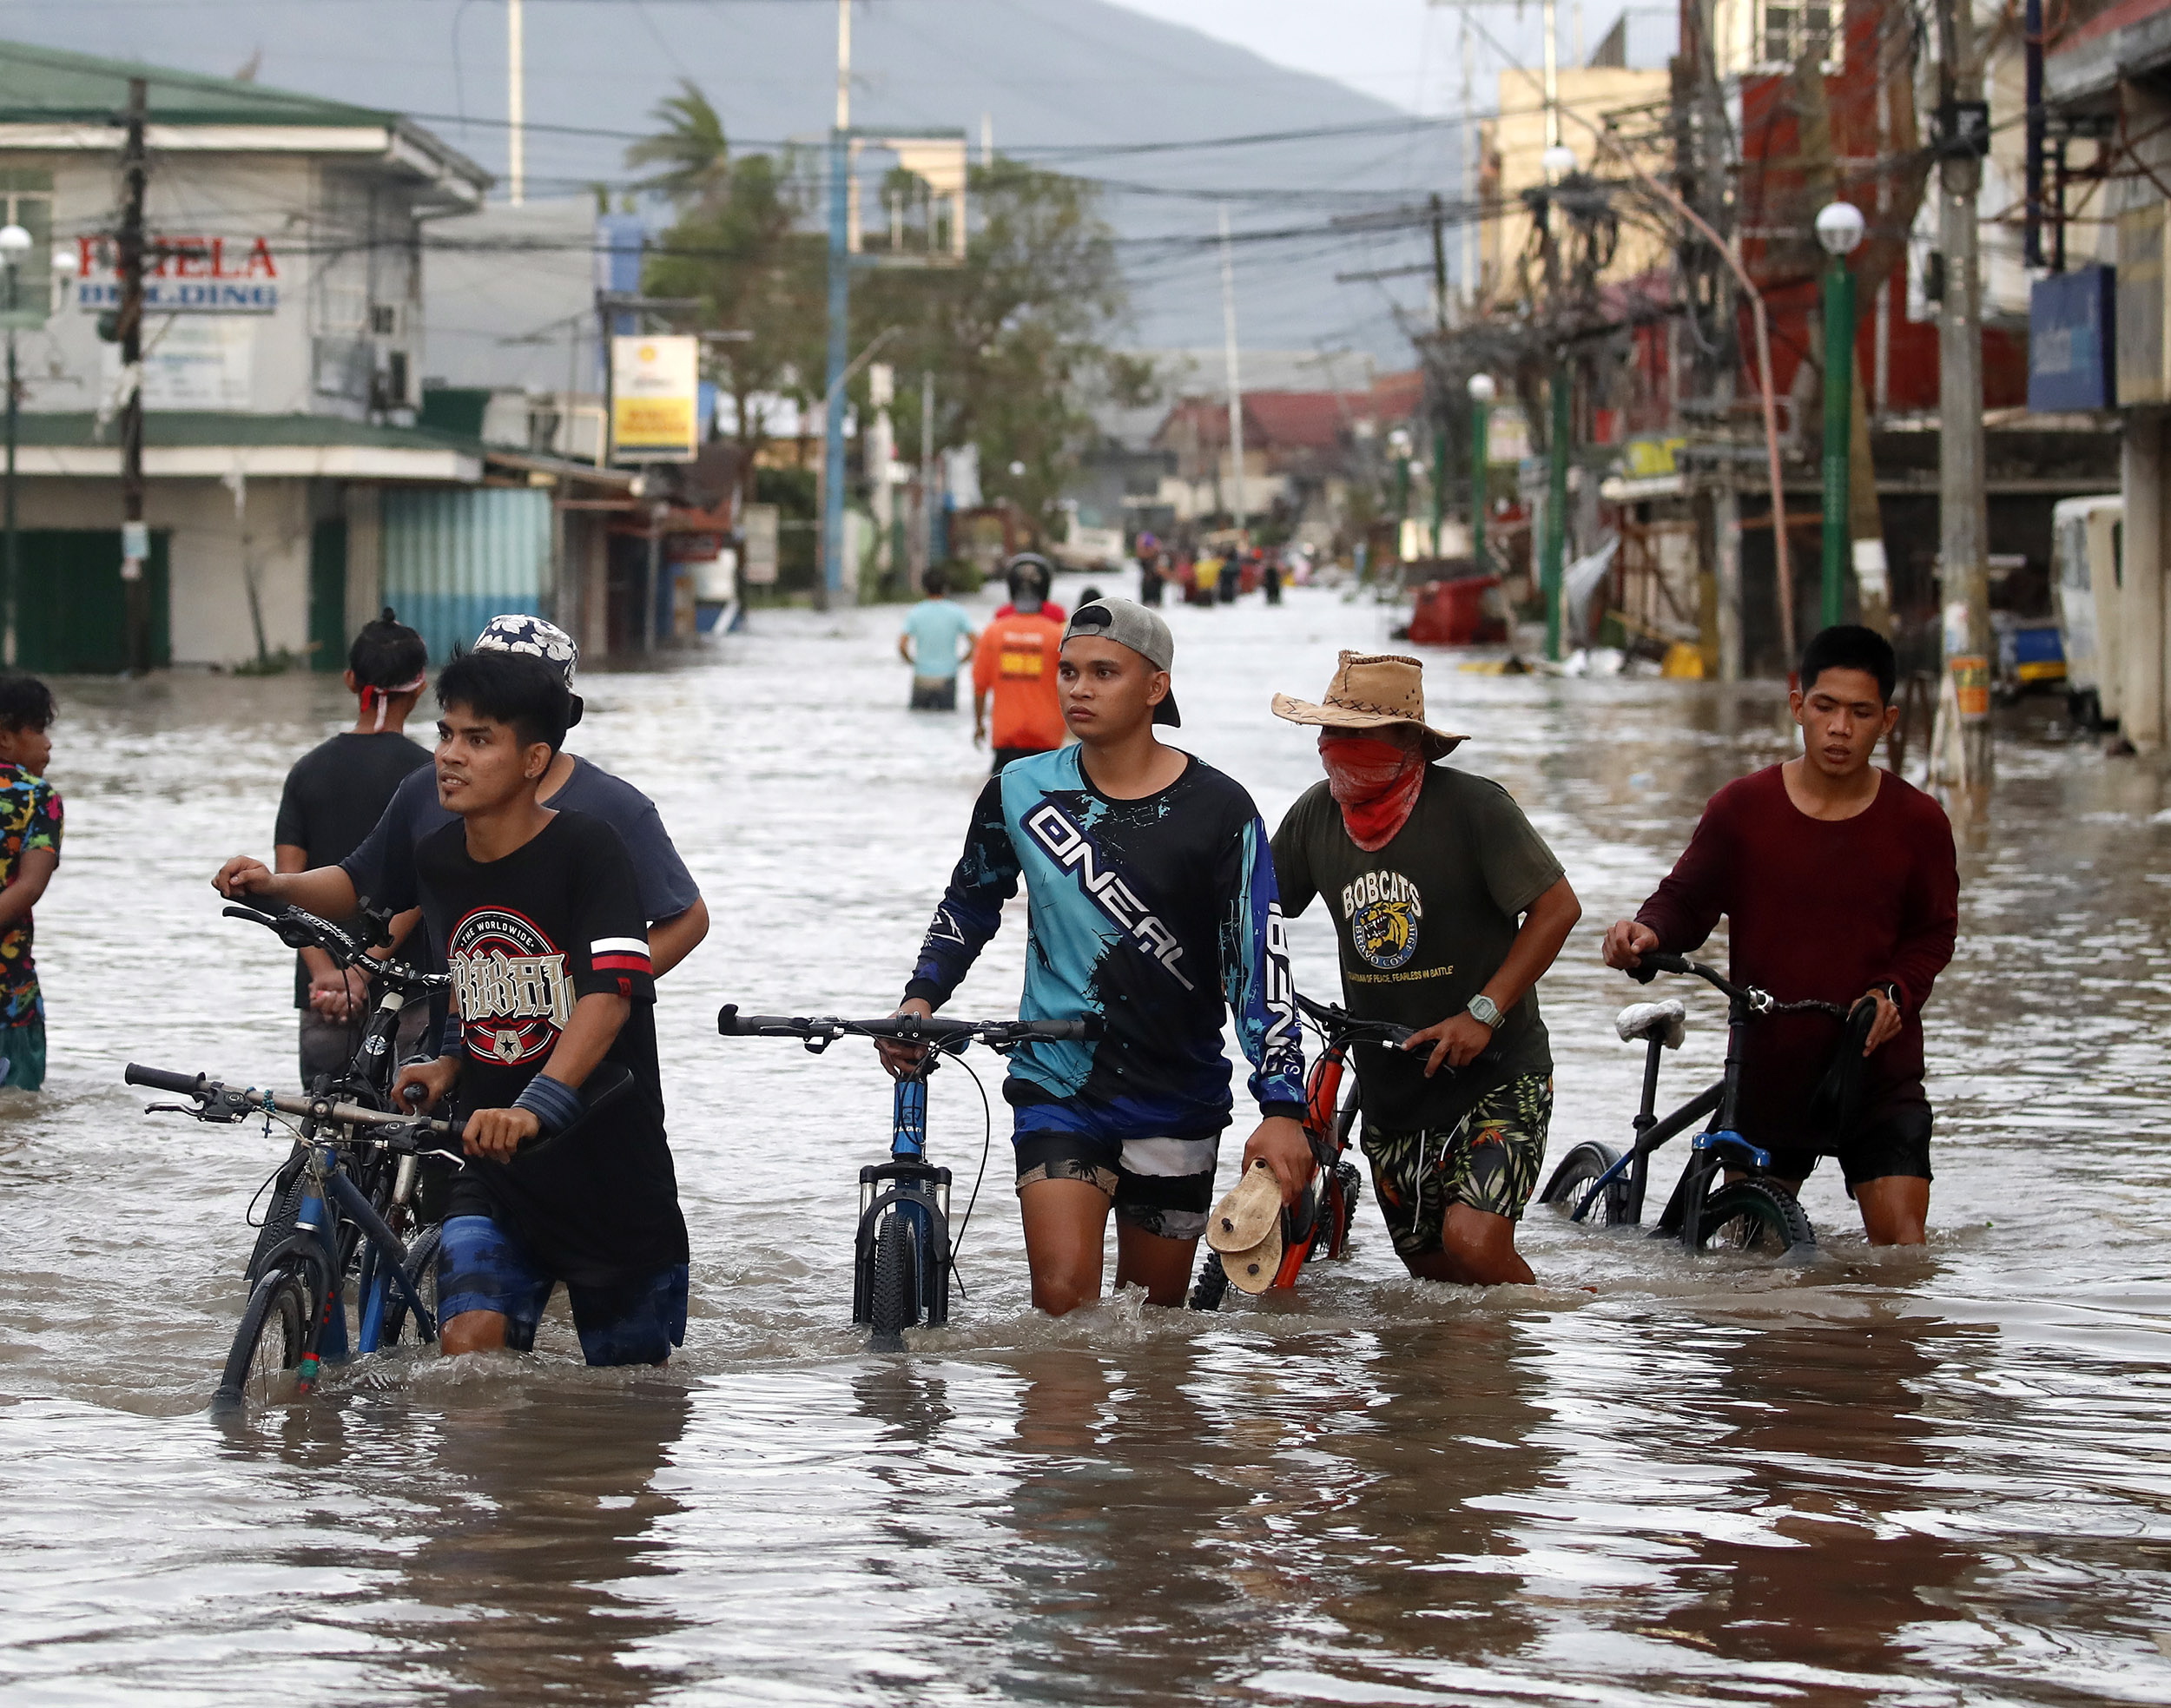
[1066,597,1180,727]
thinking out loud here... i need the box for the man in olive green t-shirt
[1269,652,1581,1284]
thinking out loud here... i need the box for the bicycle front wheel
[217,1269,312,1410]
[868,1214,916,1350]
[1540,1142,1630,1227]
[1694,1180,1815,1259]
[1188,1250,1230,1311]
[381,1223,442,1345]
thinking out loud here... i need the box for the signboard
[610,334,700,462]
[2029,264,2116,411]
[102,318,254,410]
[74,234,280,314]
[742,504,780,585]
[1488,404,1531,466]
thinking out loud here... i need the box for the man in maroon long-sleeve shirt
[1601,626,1958,1244]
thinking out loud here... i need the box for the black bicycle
[129,1063,463,1408]
[717,1004,1096,1349]
[1538,951,1858,1259]
[221,902,452,1302]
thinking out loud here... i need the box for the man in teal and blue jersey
[881,597,1310,1315]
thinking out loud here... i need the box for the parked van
[2052,494,2123,729]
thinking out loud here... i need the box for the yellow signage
[610,334,700,462]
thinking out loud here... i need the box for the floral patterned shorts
[1361,1074,1553,1258]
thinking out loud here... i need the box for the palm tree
[625,79,729,208]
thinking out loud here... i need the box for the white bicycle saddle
[1614,999,1687,1048]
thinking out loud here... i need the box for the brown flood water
[3,584,2170,1705]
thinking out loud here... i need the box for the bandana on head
[1320,734,1425,852]
[360,672,426,732]
[473,614,578,688]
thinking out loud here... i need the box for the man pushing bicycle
[1270,652,1581,1286]
[879,597,1311,1316]
[1601,625,1957,1245]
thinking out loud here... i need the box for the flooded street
[6,580,2171,1705]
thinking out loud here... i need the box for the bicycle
[1536,950,1858,1259]
[220,902,451,1305]
[716,1003,1095,1350]
[1189,992,1501,1309]
[128,1063,463,1408]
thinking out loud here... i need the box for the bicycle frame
[852,1073,953,1330]
[1567,975,1785,1250]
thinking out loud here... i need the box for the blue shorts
[435,1214,687,1367]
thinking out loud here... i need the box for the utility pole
[1933,0,1993,785]
[1218,204,1247,540]
[507,0,526,207]
[1429,194,1448,560]
[920,370,935,580]
[819,0,852,610]
[119,76,150,675]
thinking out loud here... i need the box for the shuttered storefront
[380,487,551,667]
[16,529,171,674]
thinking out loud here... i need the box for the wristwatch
[1466,993,1503,1030]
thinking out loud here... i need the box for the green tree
[856,157,1150,533]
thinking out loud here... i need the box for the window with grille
[1760,0,1832,65]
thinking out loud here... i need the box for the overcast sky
[1114,0,1662,112]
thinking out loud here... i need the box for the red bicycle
[1188,993,1412,1309]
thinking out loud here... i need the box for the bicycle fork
[852,1076,953,1329]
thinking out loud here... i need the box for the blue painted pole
[822,127,851,608]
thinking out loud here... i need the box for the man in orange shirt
[972,564,1066,775]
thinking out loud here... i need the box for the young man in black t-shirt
[392,650,689,1367]
[273,610,432,1079]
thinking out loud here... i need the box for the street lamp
[1537,147,1576,662]
[1467,373,1495,575]
[1541,143,1578,181]
[1386,426,1413,556]
[1815,200,1866,631]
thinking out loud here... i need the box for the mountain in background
[2,0,1459,362]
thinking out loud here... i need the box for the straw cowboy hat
[1270,650,1467,760]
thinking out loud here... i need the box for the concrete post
[1715,478,1742,682]
[2123,410,2164,753]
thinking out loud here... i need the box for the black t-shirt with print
[1271,765,1564,1132]
[414,808,687,1286]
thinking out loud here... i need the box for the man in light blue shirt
[897,567,979,711]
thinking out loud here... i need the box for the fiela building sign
[70,233,280,313]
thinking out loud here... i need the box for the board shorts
[910,676,959,711]
[1010,1091,1220,1242]
[1765,1099,1933,1194]
[1362,1073,1553,1259]
[436,1213,688,1367]
[1,1012,43,1091]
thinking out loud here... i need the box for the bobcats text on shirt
[413,809,687,1286]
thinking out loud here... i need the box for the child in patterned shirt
[0,676,60,1090]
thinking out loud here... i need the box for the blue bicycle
[717,1005,1094,1349]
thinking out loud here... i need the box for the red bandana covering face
[1320,733,1425,851]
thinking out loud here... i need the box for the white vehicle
[2050,494,2123,729]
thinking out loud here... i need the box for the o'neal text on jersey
[1024,800,1194,990]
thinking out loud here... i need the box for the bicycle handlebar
[125,1061,459,1138]
[222,903,450,994]
[716,1004,1099,1048]
[1294,991,1418,1048]
[1625,953,1850,1020]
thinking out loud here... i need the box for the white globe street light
[49,245,78,280]
[1467,373,1497,405]
[1814,200,1866,257]
[1541,143,1578,181]
[0,226,30,261]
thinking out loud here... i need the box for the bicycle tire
[1332,1161,1363,1254]
[380,1222,443,1345]
[1694,1179,1816,1259]
[216,1269,311,1410]
[1540,1141,1630,1227]
[868,1214,915,1350]
[1188,1250,1231,1311]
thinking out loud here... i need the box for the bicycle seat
[1615,999,1686,1048]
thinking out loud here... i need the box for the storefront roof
[9,412,487,482]
[0,38,489,201]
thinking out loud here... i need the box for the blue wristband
[512,1074,584,1138]
[439,1014,465,1059]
